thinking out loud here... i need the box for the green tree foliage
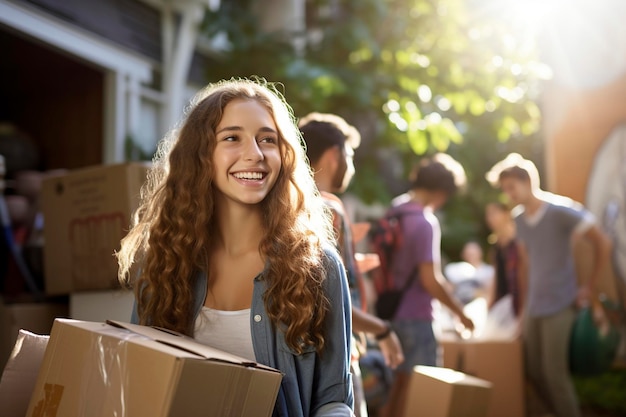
[203,0,548,257]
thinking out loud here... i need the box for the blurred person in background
[444,240,494,305]
[487,153,611,417]
[484,201,525,317]
[299,112,404,417]
[379,153,474,417]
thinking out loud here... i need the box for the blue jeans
[391,319,438,373]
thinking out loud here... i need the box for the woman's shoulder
[319,244,350,307]
[319,244,347,286]
[320,243,343,269]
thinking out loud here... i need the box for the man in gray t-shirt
[487,153,610,417]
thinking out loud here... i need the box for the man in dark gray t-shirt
[487,153,610,417]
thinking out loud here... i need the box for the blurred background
[1,1,625,415]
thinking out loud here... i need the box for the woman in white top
[118,78,354,417]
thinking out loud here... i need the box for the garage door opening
[0,27,104,178]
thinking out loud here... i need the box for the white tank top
[193,307,256,361]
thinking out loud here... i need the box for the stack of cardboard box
[439,336,525,417]
[436,297,526,417]
[45,163,153,322]
[41,163,147,324]
[1,162,287,414]
[41,163,149,298]
[0,163,153,413]
[1,163,148,369]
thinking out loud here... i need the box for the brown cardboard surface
[403,365,492,417]
[41,163,149,295]
[26,319,282,417]
[439,337,525,417]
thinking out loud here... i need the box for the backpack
[368,212,418,320]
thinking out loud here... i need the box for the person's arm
[419,262,474,331]
[484,246,497,308]
[351,308,404,369]
[486,271,497,309]
[312,248,355,417]
[575,224,611,307]
[516,241,528,313]
[513,241,528,337]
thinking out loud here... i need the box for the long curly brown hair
[117,78,334,354]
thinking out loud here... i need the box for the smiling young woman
[117,78,355,417]
[211,98,282,207]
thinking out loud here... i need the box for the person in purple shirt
[379,153,474,417]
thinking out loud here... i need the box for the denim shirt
[131,247,354,417]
